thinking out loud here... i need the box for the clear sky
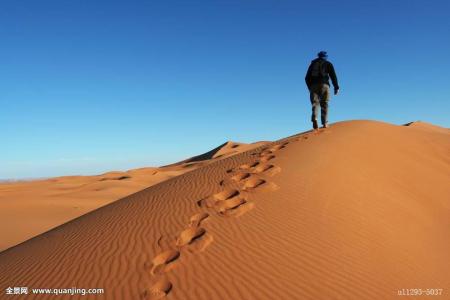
[1,0,449,179]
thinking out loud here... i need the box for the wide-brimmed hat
[317,51,328,58]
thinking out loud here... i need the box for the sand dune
[0,120,449,299]
[0,140,266,252]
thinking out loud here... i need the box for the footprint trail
[143,139,295,298]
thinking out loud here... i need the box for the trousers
[309,84,330,125]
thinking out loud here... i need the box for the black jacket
[305,58,339,90]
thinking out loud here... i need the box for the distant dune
[0,120,449,299]
[0,140,267,251]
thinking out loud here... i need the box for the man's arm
[328,63,339,94]
[305,64,313,90]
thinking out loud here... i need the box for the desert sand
[0,120,449,299]
[0,141,265,252]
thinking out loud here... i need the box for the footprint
[269,144,285,151]
[220,201,255,217]
[243,178,266,190]
[215,197,247,213]
[250,161,260,168]
[197,197,215,208]
[254,163,274,173]
[260,155,275,162]
[314,128,330,135]
[260,150,273,156]
[176,227,213,252]
[189,212,209,227]
[176,227,207,247]
[239,163,251,170]
[198,189,239,208]
[197,188,240,208]
[239,161,259,170]
[150,250,180,275]
[231,172,251,182]
[144,277,172,300]
[189,233,213,252]
[213,189,240,201]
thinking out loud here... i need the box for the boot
[312,120,318,129]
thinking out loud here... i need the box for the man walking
[305,51,339,129]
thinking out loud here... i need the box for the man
[305,51,339,129]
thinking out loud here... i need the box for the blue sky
[1,0,449,179]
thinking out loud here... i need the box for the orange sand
[0,141,265,252]
[0,120,449,299]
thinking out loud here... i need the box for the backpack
[310,60,328,78]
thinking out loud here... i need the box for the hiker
[305,51,339,129]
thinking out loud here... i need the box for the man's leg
[320,100,329,126]
[319,85,330,127]
[310,87,320,129]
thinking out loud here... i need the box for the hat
[317,51,328,58]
